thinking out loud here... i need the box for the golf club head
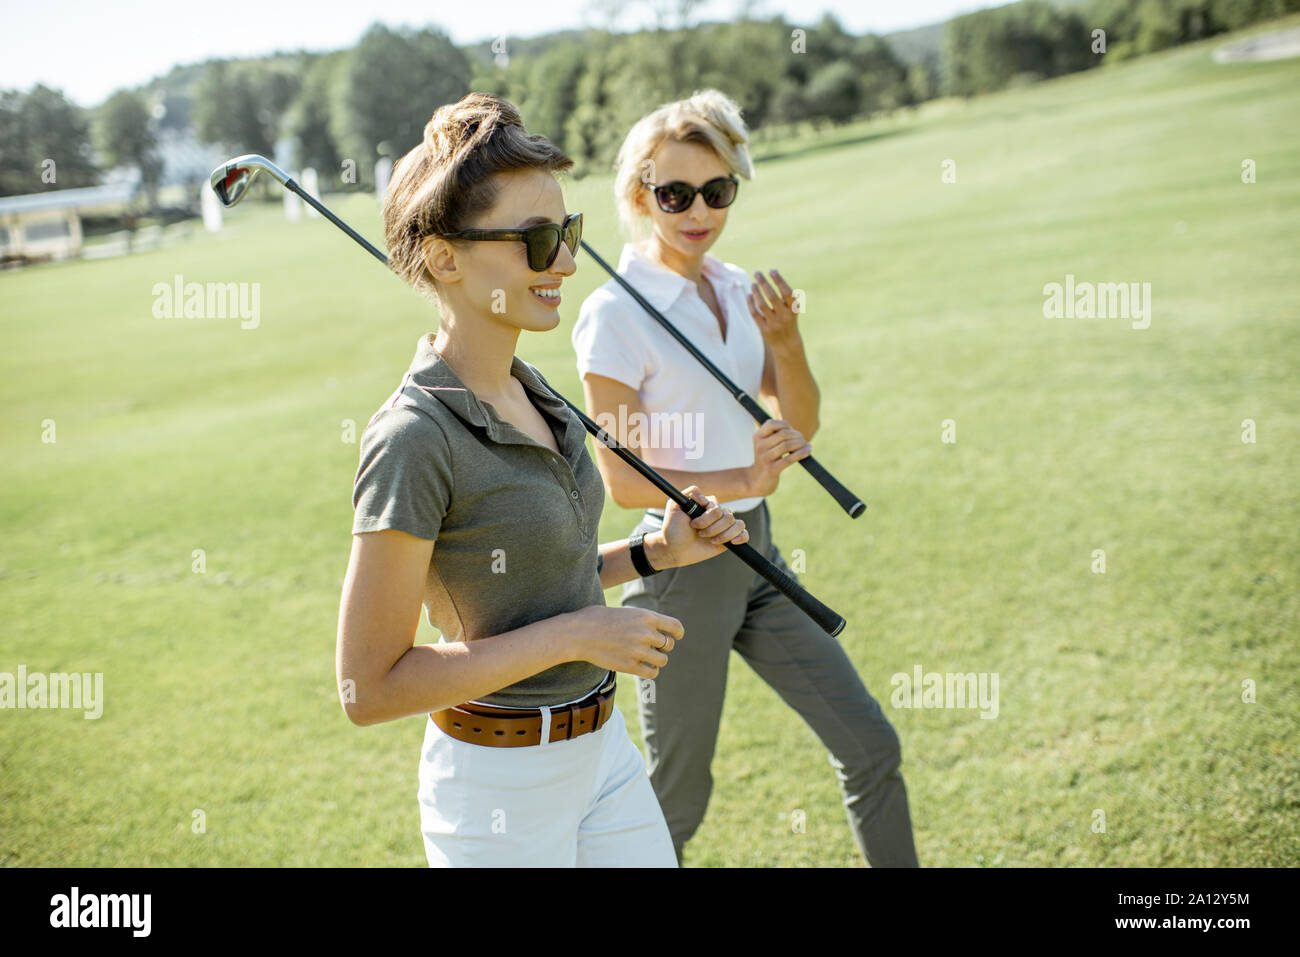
[209,154,290,208]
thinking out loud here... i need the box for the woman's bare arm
[335,528,700,726]
[750,270,820,441]
[336,529,579,724]
[582,374,808,510]
[758,336,820,441]
[582,374,753,509]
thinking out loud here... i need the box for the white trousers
[417,702,677,867]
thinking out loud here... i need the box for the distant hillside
[883,20,946,66]
[882,0,1088,67]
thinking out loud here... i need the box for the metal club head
[209,154,291,208]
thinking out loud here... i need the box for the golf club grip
[798,455,866,518]
[722,539,846,638]
[736,394,865,519]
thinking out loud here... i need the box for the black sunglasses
[644,176,738,214]
[444,212,583,271]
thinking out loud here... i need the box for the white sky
[2,0,1001,107]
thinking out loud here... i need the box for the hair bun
[423,94,522,160]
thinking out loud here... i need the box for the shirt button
[570,490,580,500]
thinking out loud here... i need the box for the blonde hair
[613,89,754,239]
[383,92,573,302]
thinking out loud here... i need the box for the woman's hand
[564,605,685,680]
[653,486,749,569]
[747,419,811,497]
[748,269,801,346]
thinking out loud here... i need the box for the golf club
[579,240,866,519]
[211,155,388,264]
[209,154,847,637]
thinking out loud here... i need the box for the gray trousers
[620,502,919,867]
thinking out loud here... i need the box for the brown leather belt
[431,673,617,748]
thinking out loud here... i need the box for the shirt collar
[401,334,575,445]
[615,241,743,314]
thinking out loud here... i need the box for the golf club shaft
[284,179,389,264]
[217,167,846,636]
[579,240,866,519]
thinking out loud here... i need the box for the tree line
[942,0,1300,97]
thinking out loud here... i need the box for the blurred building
[0,180,140,262]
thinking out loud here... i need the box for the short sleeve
[572,287,649,391]
[351,407,453,541]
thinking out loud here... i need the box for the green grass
[2,19,1298,866]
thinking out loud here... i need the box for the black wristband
[628,531,661,577]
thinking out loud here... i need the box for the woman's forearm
[595,446,754,510]
[767,337,821,440]
[349,618,579,725]
[597,534,672,589]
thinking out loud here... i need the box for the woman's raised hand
[748,269,800,345]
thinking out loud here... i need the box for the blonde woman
[335,92,749,868]
[572,89,918,866]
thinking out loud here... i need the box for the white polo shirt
[572,241,766,513]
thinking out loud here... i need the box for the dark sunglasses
[444,212,583,271]
[644,176,738,214]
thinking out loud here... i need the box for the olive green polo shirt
[351,333,609,707]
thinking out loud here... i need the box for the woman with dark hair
[335,92,749,867]
[573,89,919,867]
